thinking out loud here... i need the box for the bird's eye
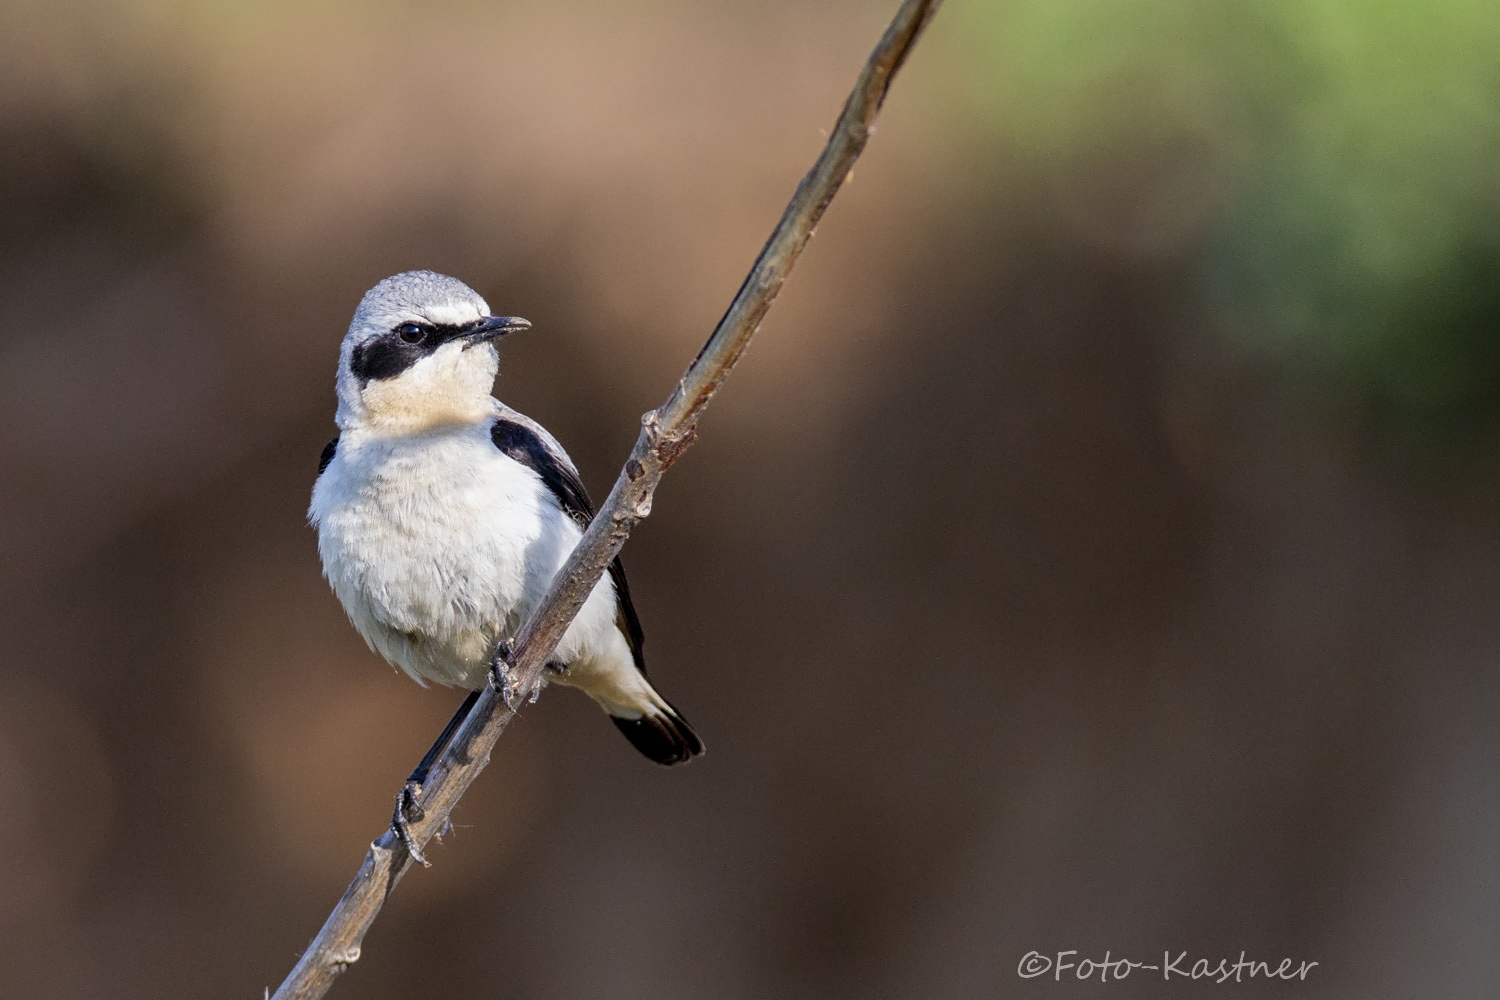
[397,322,426,344]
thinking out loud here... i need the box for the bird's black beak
[461,315,532,349]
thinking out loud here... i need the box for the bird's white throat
[352,342,498,433]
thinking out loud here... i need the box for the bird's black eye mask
[349,321,471,385]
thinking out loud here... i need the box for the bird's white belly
[310,426,617,688]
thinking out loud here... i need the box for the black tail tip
[611,706,705,766]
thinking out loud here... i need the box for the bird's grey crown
[349,270,490,340]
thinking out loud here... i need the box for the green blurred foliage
[946,0,1500,446]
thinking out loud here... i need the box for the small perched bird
[309,271,703,767]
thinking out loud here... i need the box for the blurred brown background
[3,0,1500,997]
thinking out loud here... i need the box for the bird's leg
[488,638,518,709]
[391,688,481,867]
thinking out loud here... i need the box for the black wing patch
[490,417,647,671]
[490,419,593,526]
[606,556,647,674]
[318,434,340,475]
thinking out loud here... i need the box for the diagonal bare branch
[271,2,942,996]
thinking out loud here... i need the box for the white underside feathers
[309,409,638,707]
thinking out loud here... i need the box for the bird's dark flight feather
[318,434,340,476]
[489,415,646,673]
[489,411,702,767]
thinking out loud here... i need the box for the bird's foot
[488,638,518,709]
[392,781,430,867]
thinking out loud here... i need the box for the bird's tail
[609,696,704,766]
